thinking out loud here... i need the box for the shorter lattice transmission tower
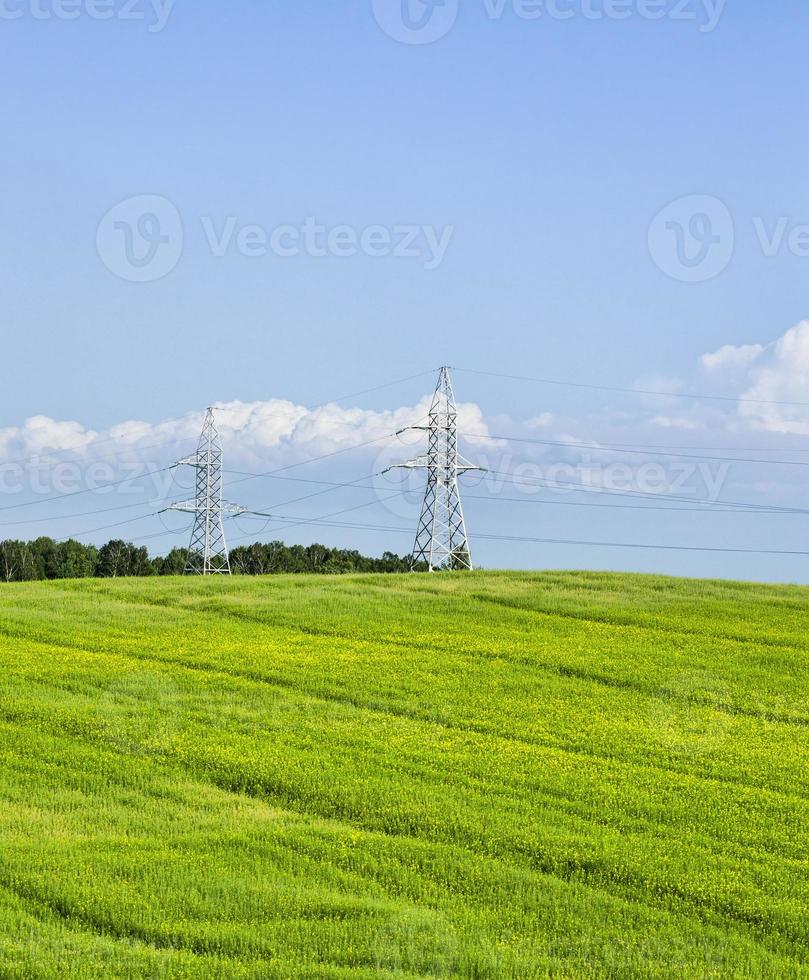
[386,367,484,572]
[169,407,246,575]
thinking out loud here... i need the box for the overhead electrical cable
[478,467,809,514]
[228,514,809,558]
[461,432,809,468]
[239,470,805,517]
[0,496,186,530]
[454,367,809,408]
[0,465,173,515]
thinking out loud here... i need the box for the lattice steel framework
[170,407,246,575]
[388,367,483,571]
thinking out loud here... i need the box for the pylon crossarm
[384,457,431,473]
[166,501,197,514]
[456,452,485,470]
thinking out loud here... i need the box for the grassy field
[0,571,806,978]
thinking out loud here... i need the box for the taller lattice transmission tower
[387,367,483,572]
[170,407,246,575]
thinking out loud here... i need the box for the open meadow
[0,571,806,978]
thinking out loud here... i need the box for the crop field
[0,571,806,978]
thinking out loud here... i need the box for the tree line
[0,537,414,582]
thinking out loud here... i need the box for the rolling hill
[0,571,806,977]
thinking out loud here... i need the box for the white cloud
[0,416,99,460]
[700,343,765,376]
[701,343,764,373]
[4,328,808,518]
[737,321,809,434]
[0,396,496,470]
[632,375,688,411]
[650,415,704,430]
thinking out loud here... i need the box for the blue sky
[2,2,809,581]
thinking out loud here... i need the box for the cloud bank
[0,396,495,470]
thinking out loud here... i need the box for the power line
[461,432,809,468]
[227,431,402,491]
[228,490,410,547]
[0,429,196,472]
[5,364,809,570]
[472,532,809,558]
[463,489,799,516]
[479,468,809,514]
[227,470,808,518]
[216,369,434,424]
[223,514,809,558]
[119,525,190,547]
[0,465,173,516]
[244,493,408,530]
[225,413,428,500]
[478,440,809,454]
[43,435,195,470]
[51,511,163,544]
[0,366,431,476]
[0,390,427,532]
[0,496,185,529]
[245,472,385,515]
[299,369,437,409]
[224,470,804,517]
[454,367,809,409]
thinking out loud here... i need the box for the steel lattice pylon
[170,407,246,575]
[387,367,483,572]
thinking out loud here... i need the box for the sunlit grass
[0,571,806,977]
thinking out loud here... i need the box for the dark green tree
[49,540,98,580]
[0,540,36,582]
[153,548,187,576]
[96,540,153,578]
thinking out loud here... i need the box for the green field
[0,572,806,978]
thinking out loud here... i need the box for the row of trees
[0,537,413,582]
